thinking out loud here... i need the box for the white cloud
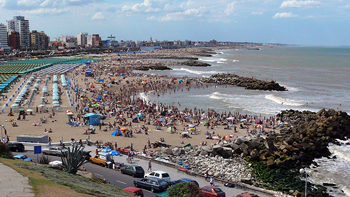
[252,11,263,15]
[156,7,205,21]
[91,12,105,20]
[122,0,162,13]
[23,7,69,14]
[273,12,299,18]
[339,4,350,9]
[280,0,321,8]
[224,1,235,16]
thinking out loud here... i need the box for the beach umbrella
[39,104,46,107]
[67,112,73,115]
[227,117,235,120]
[117,101,122,103]
[181,132,189,135]
[120,127,128,131]
[66,110,71,113]
[26,109,33,112]
[52,101,60,104]
[84,107,89,110]
[11,104,19,107]
[100,148,111,153]
[108,150,120,156]
[53,104,60,107]
[20,108,25,111]
[188,124,195,128]
[93,104,99,107]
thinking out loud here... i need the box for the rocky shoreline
[182,60,211,67]
[204,73,287,91]
[149,109,350,196]
[134,64,172,71]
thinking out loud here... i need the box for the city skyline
[0,0,350,46]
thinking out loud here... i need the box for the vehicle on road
[199,186,226,197]
[123,187,144,197]
[232,193,259,197]
[121,165,145,177]
[89,152,111,167]
[7,142,25,152]
[144,171,171,182]
[14,154,32,162]
[49,160,63,167]
[169,178,199,187]
[133,177,168,193]
[43,146,67,156]
[156,191,169,197]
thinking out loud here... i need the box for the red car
[123,187,144,197]
[232,193,259,197]
[199,186,226,197]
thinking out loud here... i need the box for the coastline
[1,46,349,197]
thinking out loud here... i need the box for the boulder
[212,144,223,152]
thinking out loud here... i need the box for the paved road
[20,149,271,197]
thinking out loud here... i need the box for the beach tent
[166,127,175,134]
[83,113,102,125]
[111,130,122,136]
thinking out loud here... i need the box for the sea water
[135,46,350,196]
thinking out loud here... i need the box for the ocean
[135,46,350,196]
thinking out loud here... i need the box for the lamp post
[300,168,308,197]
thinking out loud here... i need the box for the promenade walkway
[0,163,34,197]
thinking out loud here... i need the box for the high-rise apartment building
[77,32,88,47]
[0,23,10,50]
[8,31,20,50]
[7,16,30,50]
[30,30,50,50]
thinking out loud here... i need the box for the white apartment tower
[0,23,10,50]
[77,32,88,47]
[7,16,30,50]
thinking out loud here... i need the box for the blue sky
[0,0,349,46]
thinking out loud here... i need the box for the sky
[0,0,350,46]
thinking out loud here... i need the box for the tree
[168,182,199,197]
[61,144,87,174]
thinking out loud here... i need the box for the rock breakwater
[182,60,211,67]
[205,73,287,91]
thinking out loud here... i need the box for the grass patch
[0,158,133,197]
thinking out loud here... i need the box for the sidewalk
[0,163,34,197]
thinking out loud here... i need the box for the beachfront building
[8,31,20,50]
[30,30,50,50]
[92,34,101,47]
[7,16,30,50]
[77,32,88,47]
[52,35,77,49]
[0,23,10,50]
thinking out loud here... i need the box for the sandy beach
[0,48,279,152]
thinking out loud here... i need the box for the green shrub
[0,142,13,159]
[61,144,87,174]
[168,182,199,197]
[38,155,50,164]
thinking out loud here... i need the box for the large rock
[172,147,185,156]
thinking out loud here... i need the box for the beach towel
[228,131,235,133]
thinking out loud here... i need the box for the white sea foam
[232,60,240,63]
[172,68,216,75]
[217,61,225,64]
[265,94,303,106]
[209,92,223,100]
[139,92,150,102]
[330,140,350,162]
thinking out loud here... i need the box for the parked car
[123,187,144,197]
[144,171,171,182]
[14,154,32,162]
[49,160,63,167]
[232,193,259,197]
[169,178,199,187]
[199,186,226,197]
[121,165,145,177]
[156,191,169,197]
[7,142,25,152]
[133,177,168,193]
[43,146,67,156]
